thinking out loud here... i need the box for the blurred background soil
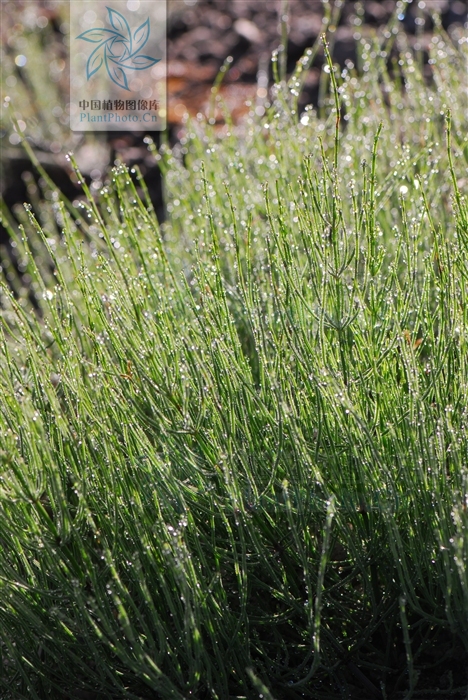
[166,0,465,125]
[1,0,467,238]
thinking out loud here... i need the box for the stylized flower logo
[76,6,160,91]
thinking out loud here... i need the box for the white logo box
[70,0,166,131]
